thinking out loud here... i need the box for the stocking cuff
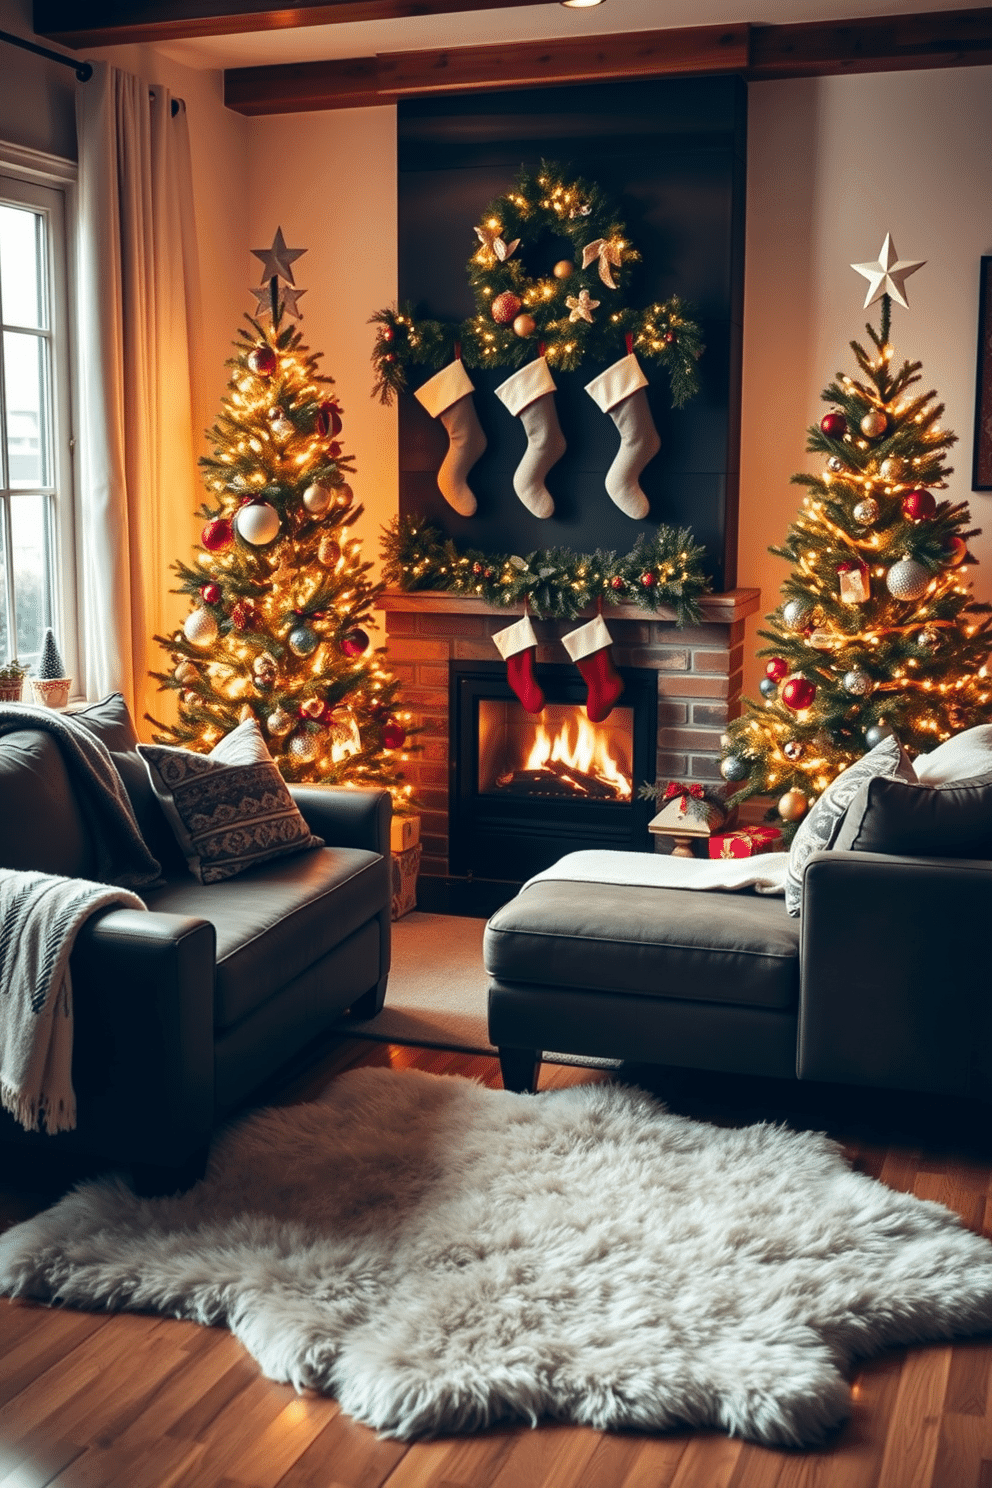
[561,613,613,662]
[414,359,475,418]
[584,353,649,414]
[492,614,539,660]
[495,356,557,416]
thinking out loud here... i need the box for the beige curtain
[75,62,199,727]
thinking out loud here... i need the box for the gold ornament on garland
[370,160,704,407]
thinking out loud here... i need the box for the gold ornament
[566,289,600,324]
[879,456,902,481]
[512,313,536,338]
[778,788,808,822]
[860,409,888,438]
[474,224,519,262]
[853,498,880,525]
[553,259,574,279]
[288,729,318,763]
[266,706,292,736]
[318,535,341,567]
[783,740,804,761]
[303,480,334,516]
[174,660,199,685]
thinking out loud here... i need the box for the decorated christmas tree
[721,236,992,830]
[150,230,412,797]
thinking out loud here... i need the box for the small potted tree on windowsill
[31,629,72,708]
[0,659,27,703]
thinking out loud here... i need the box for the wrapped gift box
[391,814,420,853]
[708,825,783,859]
[391,842,422,920]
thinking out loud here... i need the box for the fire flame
[523,713,632,798]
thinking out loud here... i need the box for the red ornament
[340,628,370,657]
[383,353,396,363]
[247,344,277,377]
[327,441,342,458]
[491,291,522,324]
[316,401,343,438]
[200,583,221,605]
[902,487,937,521]
[664,332,675,344]
[782,676,817,711]
[610,575,626,591]
[382,326,394,342]
[472,562,484,575]
[765,657,789,682]
[819,412,847,438]
[640,571,658,588]
[201,518,233,552]
[945,535,968,567]
[383,721,406,750]
[230,601,255,630]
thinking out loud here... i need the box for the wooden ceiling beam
[32,0,554,49]
[221,7,992,114]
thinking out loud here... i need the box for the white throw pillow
[784,735,916,916]
[913,724,992,785]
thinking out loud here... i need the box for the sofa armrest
[799,849,992,1099]
[67,907,217,1165]
[290,785,391,856]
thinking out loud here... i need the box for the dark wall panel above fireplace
[397,76,747,591]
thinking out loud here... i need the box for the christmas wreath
[371,161,703,408]
[381,515,711,625]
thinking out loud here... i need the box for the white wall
[741,65,992,693]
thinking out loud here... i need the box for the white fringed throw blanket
[0,871,146,1133]
[523,848,789,896]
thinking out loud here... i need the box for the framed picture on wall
[974,256,992,491]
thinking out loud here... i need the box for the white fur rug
[3,1068,992,1447]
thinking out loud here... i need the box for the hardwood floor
[1,1036,991,1488]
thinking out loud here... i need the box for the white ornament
[183,607,219,647]
[886,558,930,601]
[851,233,925,310]
[236,501,281,546]
[303,481,333,516]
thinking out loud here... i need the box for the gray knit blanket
[0,871,146,1132]
[0,705,163,1133]
[0,703,162,889]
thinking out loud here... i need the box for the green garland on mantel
[380,516,712,625]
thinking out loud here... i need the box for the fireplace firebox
[449,661,657,885]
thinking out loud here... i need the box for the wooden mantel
[377,587,761,626]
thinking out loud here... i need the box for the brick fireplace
[379,588,760,911]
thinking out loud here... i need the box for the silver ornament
[236,501,281,546]
[806,629,833,650]
[266,706,292,736]
[886,558,930,601]
[853,498,880,525]
[860,409,888,438]
[916,625,940,650]
[879,457,902,481]
[783,740,804,761]
[759,678,778,698]
[269,415,294,444]
[827,456,845,473]
[842,669,874,697]
[720,754,749,782]
[303,481,334,516]
[252,651,278,676]
[865,723,894,748]
[288,624,319,657]
[288,729,318,763]
[183,606,219,647]
[782,598,812,631]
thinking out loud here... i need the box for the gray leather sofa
[0,697,391,1188]
[484,849,992,1101]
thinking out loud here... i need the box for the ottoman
[483,877,801,1092]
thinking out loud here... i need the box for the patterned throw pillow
[784,735,916,916]
[137,720,323,884]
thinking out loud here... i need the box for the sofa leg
[499,1047,541,1093]
[130,1143,209,1198]
[349,975,388,1021]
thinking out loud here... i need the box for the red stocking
[492,614,545,714]
[562,614,623,723]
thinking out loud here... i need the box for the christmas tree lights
[150,231,414,801]
[721,247,992,832]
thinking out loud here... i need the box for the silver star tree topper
[251,226,306,286]
[851,234,925,310]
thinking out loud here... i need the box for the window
[0,164,75,677]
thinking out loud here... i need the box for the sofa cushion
[784,735,915,916]
[146,843,387,1030]
[138,719,323,884]
[70,693,187,874]
[0,728,94,877]
[834,771,992,858]
[913,724,992,785]
[484,881,800,1012]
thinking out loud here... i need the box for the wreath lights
[371,161,704,408]
[381,515,712,625]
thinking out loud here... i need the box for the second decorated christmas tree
[722,240,992,829]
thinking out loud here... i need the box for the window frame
[0,142,78,691]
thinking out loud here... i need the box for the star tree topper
[251,226,307,286]
[851,233,925,310]
[249,281,307,321]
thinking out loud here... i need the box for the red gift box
[708,825,783,859]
